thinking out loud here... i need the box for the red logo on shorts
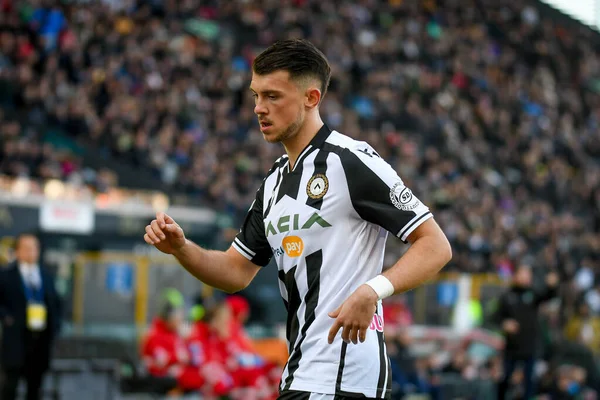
[369,314,384,332]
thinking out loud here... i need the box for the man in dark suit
[496,265,559,400]
[0,233,62,400]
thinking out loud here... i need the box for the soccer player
[144,39,452,400]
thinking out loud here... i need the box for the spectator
[0,233,62,400]
[549,365,593,400]
[495,266,559,400]
[225,295,280,397]
[226,294,254,353]
[188,297,277,400]
[141,288,203,395]
[187,299,237,399]
[564,301,600,356]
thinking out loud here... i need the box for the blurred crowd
[140,289,282,400]
[385,324,599,400]
[0,0,598,272]
[383,275,600,400]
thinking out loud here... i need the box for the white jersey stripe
[292,145,313,172]
[232,241,253,260]
[399,211,433,242]
[234,237,256,256]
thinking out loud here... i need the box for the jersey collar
[289,124,332,173]
[309,123,332,149]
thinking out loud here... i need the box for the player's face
[15,235,40,264]
[250,70,305,144]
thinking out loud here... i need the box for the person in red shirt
[188,298,237,399]
[187,296,277,399]
[225,295,281,398]
[226,295,255,353]
[141,289,204,393]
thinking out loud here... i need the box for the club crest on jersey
[306,174,329,199]
[390,183,420,211]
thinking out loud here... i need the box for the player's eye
[268,95,277,100]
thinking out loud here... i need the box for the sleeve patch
[390,183,421,211]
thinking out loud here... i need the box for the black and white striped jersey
[232,125,432,398]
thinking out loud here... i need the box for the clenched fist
[144,212,187,255]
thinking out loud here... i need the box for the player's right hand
[144,212,187,255]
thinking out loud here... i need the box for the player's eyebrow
[249,88,283,95]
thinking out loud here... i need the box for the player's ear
[304,86,321,109]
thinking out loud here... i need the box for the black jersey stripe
[283,249,323,391]
[333,391,372,399]
[306,149,329,210]
[283,250,323,389]
[278,269,289,311]
[385,356,392,397]
[283,265,301,352]
[264,165,285,219]
[276,147,317,204]
[277,390,311,400]
[335,341,348,394]
[376,329,386,398]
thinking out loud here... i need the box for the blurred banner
[40,200,95,235]
[0,203,218,239]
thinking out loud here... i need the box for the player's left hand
[328,284,378,345]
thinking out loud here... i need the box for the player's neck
[283,114,324,170]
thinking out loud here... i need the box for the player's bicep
[226,246,262,283]
[406,217,444,244]
[340,147,432,242]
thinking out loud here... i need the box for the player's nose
[254,100,268,116]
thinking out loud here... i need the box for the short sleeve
[339,145,433,243]
[232,183,273,266]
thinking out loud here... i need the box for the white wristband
[365,275,395,301]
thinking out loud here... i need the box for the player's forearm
[382,232,452,294]
[173,240,248,293]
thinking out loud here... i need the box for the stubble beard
[265,113,304,144]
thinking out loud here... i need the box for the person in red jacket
[188,298,237,399]
[226,295,254,352]
[187,296,277,399]
[141,289,204,393]
[225,295,280,398]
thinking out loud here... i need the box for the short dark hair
[253,39,332,99]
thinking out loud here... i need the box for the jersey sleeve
[339,145,433,243]
[232,182,273,267]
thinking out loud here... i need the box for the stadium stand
[0,0,599,398]
[1,0,598,268]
